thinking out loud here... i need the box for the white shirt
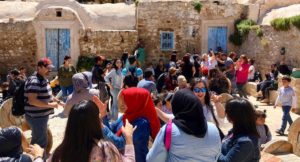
[201,57,218,70]
[248,65,255,80]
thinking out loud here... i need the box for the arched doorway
[33,6,85,70]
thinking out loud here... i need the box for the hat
[37,58,54,69]
[169,67,177,75]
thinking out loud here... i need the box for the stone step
[275,153,300,162]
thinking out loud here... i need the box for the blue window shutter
[160,31,174,51]
[170,32,174,49]
[160,32,163,49]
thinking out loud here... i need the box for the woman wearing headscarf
[146,89,221,162]
[63,72,98,116]
[102,88,160,162]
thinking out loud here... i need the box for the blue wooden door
[46,29,70,70]
[208,27,227,53]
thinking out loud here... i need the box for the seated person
[0,126,42,162]
[156,67,178,93]
[255,110,272,150]
[278,60,291,76]
[257,73,277,103]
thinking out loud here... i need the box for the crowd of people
[0,47,298,162]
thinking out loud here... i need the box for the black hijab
[0,127,23,157]
[172,89,207,138]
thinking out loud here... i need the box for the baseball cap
[37,58,55,70]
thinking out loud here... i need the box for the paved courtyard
[45,95,299,157]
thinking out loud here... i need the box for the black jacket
[0,127,32,162]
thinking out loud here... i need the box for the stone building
[0,0,300,76]
[0,0,137,74]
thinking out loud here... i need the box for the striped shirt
[24,72,54,117]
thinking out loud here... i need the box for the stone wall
[0,21,37,76]
[240,26,300,76]
[258,0,300,21]
[79,30,138,59]
[137,1,245,63]
[94,0,125,3]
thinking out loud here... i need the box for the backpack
[11,80,26,116]
[164,120,173,151]
[12,75,42,116]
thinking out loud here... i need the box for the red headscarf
[119,88,160,139]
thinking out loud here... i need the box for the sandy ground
[46,96,299,155]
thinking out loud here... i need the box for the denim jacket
[218,131,260,162]
[102,116,151,162]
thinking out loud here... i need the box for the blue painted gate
[46,29,70,70]
[208,27,227,53]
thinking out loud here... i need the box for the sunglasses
[193,87,207,93]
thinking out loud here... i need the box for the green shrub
[192,0,202,13]
[237,19,257,35]
[256,28,263,37]
[229,32,243,46]
[230,19,260,46]
[290,15,300,30]
[76,55,95,72]
[271,18,291,31]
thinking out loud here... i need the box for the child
[274,76,297,135]
[255,110,272,149]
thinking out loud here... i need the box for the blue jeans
[110,88,120,121]
[25,115,49,148]
[60,85,73,101]
[280,106,293,132]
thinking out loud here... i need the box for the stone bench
[244,82,278,105]
[245,82,258,97]
[262,117,300,161]
[0,98,53,154]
